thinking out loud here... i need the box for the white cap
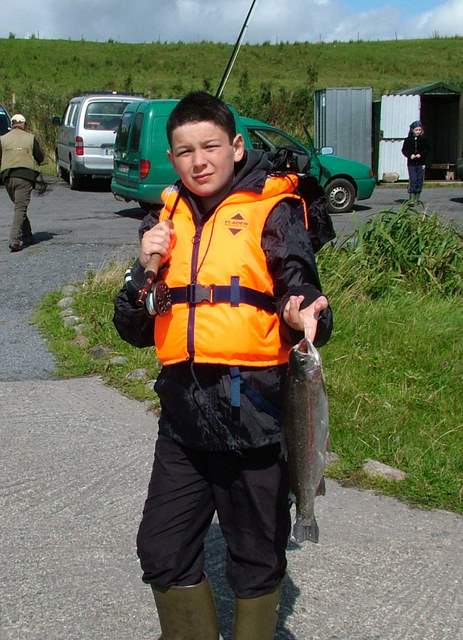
[11,113,26,124]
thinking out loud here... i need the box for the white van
[54,93,144,189]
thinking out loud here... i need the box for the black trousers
[137,435,291,598]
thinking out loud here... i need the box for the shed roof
[396,82,460,96]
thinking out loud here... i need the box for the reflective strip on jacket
[154,173,307,367]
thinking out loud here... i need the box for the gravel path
[1,179,462,639]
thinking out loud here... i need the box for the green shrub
[319,207,463,302]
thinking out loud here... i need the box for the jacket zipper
[187,220,204,359]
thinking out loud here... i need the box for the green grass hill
[1,36,462,151]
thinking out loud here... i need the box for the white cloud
[0,0,462,43]
[416,0,463,36]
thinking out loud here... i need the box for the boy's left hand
[283,295,329,342]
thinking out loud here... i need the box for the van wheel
[69,168,82,190]
[56,159,68,182]
[326,179,355,214]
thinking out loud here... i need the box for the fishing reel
[146,280,172,316]
[136,272,172,316]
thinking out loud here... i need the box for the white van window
[64,103,77,127]
[84,101,130,131]
[69,104,79,127]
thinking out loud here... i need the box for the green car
[111,99,376,214]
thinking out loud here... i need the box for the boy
[113,91,332,639]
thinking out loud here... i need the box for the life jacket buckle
[186,283,214,304]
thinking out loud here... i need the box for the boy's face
[168,120,244,205]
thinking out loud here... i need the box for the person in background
[0,113,44,252]
[113,91,332,639]
[401,120,430,206]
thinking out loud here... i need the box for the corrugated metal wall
[378,95,420,179]
[380,95,420,138]
[378,141,409,180]
[314,88,372,167]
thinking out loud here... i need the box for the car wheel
[326,178,355,214]
[69,168,82,190]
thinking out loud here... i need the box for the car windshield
[84,101,129,131]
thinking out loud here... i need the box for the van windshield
[84,101,130,131]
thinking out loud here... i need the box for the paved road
[1,179,462,639]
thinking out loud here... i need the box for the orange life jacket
[154,174,307,366]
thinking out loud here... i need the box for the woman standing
[401,120,430,205]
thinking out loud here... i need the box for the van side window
[247,129,269,151]
[248,127,306,153]
[69,104,79,127]
[129,113,144,152]
[115,111,133,150]
[64,104,76,127]
[84,101,130,131]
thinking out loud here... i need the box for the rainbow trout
[282,337,329,543]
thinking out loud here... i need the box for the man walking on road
[0,113,44,252]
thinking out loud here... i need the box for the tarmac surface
[1,180,462,639]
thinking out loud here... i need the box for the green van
[111,99,376,214]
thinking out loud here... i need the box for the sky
[1,0,463,43]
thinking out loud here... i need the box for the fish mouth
[293,337,321,368]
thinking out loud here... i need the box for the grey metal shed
[314,87,373,168]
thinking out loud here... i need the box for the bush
[319,207,463,302]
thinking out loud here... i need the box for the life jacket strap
[229,366,241,408]
[169,283,276,313]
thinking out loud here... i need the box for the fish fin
[316,476,326,496]
[292,516,319,544]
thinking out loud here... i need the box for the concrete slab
[1,377,462,640]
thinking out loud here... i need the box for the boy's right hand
[139,221,176,269]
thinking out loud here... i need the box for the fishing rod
[215,0,259,99]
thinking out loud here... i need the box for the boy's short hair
[167,91,236,145]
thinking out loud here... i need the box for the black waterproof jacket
[401,134,431,166]
[113,151,332,451]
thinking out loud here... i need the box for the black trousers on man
[137,435,291,599]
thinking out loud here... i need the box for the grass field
[2,36,462,98]
[33,208,463,513]
[1,35,462,153]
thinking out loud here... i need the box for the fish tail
[316,476,326,496]
[292,516,319,544]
